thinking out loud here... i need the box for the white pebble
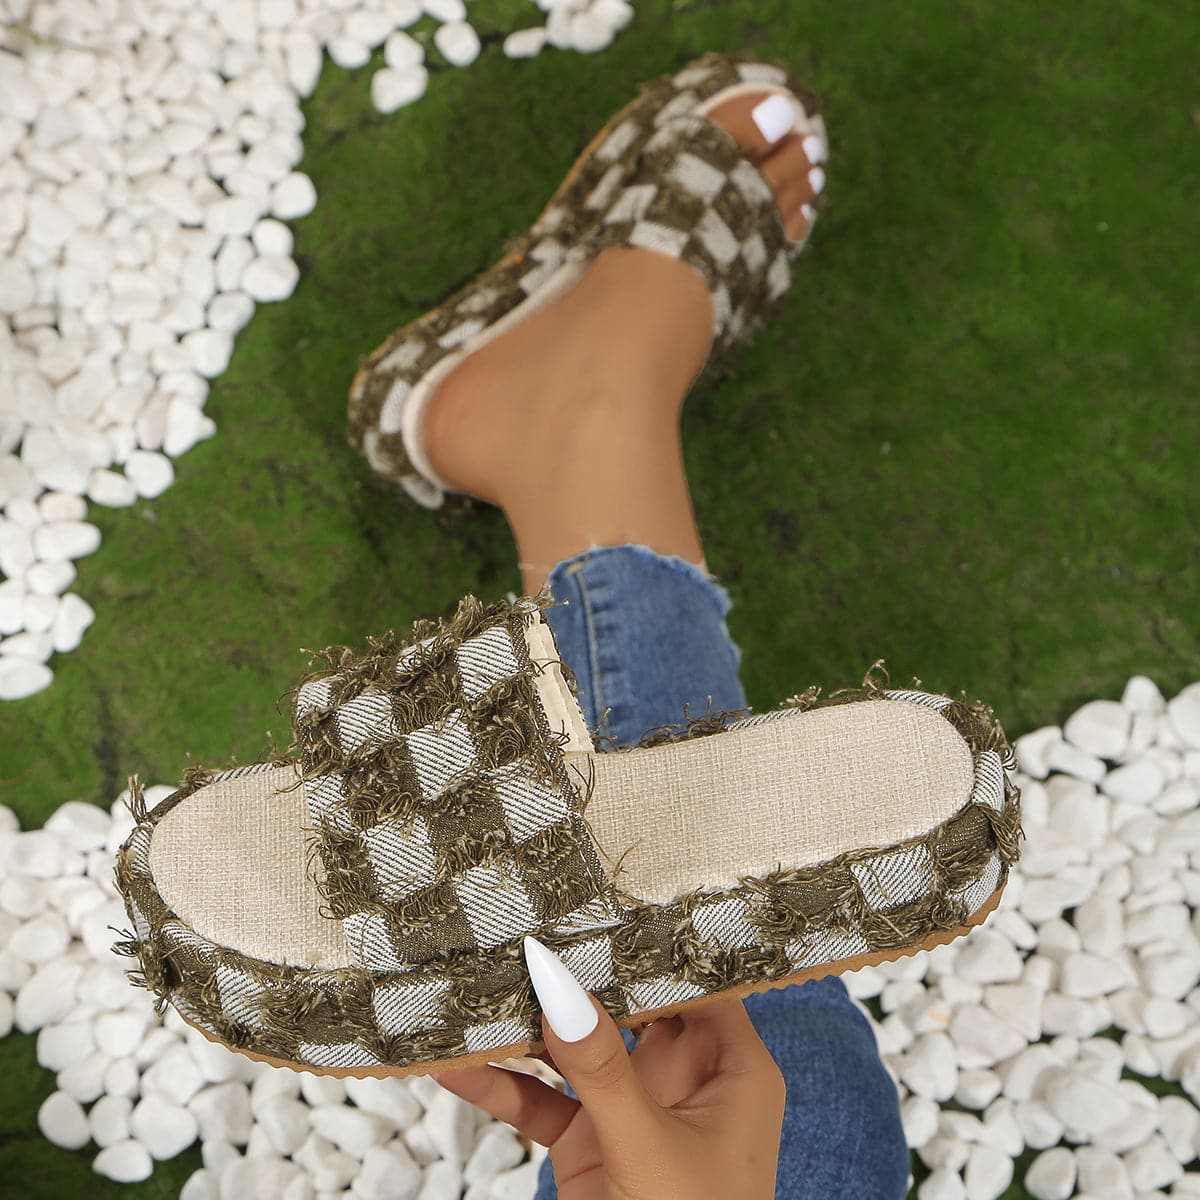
[89,1093,133,1147]
[954,929,1023,984]
[130,1096,200,1160]
[422,1089,476,1165]
[1025,1145,1076,1200]
[898,1032,958,1102]
[1123,674,1166,714]
[51,593,95,653]
[32,520,101,560]
[183,328,234,377]
[569,11,613,53]
[982,983,1042,1042]
[902,1094,940,1147]
[343,1075,422,1129]
[310,1105,389,1159]
[424,0,465,20]
[384,31,424,70]
[434,21,481,67]
[463,1124,524,1184]
[1065,698,1131,760]
[241,255,299,302]
[38,1091,91,1150]
[1015,1099,1063,1149]
[1124,1131,1182,1190]
[93,1139,153,1182]
[27,558,77,595]
[189,1081,252,1145]
[503,27,547,59]
[255,1096,310,1156]
[372,66,429,113]
[1016,726,1062,779]
[918,1170,966,1200]
[251,218,293,257]
[0,259,37,313]
[87,468,138,507]
[355,1143,424,1199]
[414,1160,463,1200]
[7,907,69,964]
[270,172,316,220]
[1158,1093,1200,1161]
[1103,757,1166,805]
[95,1011,150,1059]
[948,1005,1026,1069]
[1045,739,1107,783]
[1075,1145,1133,1198]
[1060,951,1125,998]
[37,1020,95,1070]
[0,657,53,700]
[1168,683,1200,749]
[124,449,175,497]
[962,1142,1011,1200]
[1041,1068,1131,1139]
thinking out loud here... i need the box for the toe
[704,92,826,243]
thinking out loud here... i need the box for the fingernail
[751,94,795,145]
[523,935,599,1043]
[801,203,816,224]
[802,133,827,164]
[808,166,826,195]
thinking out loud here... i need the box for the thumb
[524,935,663,1159]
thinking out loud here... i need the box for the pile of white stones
[842,675,1200,1200]
[0,0,636,704]
[4,676,1199,1199]
[0,784,555,1197]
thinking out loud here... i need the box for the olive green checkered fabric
[347,49,824,512]
[113,592,1022,1075]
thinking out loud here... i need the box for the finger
[430,1063,580,1149]
[677,995,777,1077]
[524,936,666,1163]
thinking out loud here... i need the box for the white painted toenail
[802,134,827,164]
[752,94,795,144]
[808,166,826,195]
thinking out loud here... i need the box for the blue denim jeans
[531,544,910,1200]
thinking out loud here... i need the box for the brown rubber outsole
[177,880,1004,1081]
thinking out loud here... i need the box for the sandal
[114,591,1022,1079]
[347,49,827,513]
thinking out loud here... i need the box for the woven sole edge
[176,878,1004,1081]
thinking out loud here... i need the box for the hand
[431,936,786,1200]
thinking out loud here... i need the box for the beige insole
[149,617,974,969]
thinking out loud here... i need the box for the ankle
[423,342,686,507]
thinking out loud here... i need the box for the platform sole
[177,879,1004,1081]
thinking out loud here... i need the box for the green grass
[1,0,1196,1195]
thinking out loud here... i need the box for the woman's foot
[421,91,827,593]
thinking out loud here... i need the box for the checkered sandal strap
[291,593,625,974]
[581,110,807,381]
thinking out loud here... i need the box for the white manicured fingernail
[524,935,599,1043]
[751,94,795,144]
[808,166,826,195]
[802,134,827,164]
[801,203,816,224]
